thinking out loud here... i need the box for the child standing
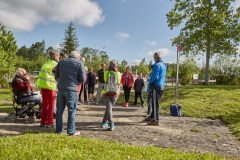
[133,72,145,107]
[87,67,96,102]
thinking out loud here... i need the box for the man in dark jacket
[133,72,145,107]
[55,51,86,136]
[94,63,106,105]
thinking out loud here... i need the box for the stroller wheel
[7,113,17,123]
[28,116,35,123]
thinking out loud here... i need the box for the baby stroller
[7,82,41,123]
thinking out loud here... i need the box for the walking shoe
[110,123,115,131]
[147,120,159,126]
[45,124,55,128]
[101,122,108,128]
[144,116,154,121]
[144,114,151,117]
[39,124,45,127]
[123,102,128,107]
[94,101,99,105]
[77,101,82,105]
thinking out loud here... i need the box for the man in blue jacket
[145,52,166,126]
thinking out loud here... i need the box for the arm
[55,63,59,81]
[13,79,31,92]
[149,65,159,84]
[78,62,86,83]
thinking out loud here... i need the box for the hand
[25,75,30,80]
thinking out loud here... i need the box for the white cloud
[148,48,175,57]
[115,32,130,41]
[146,40,157,46]
[131,60,141,65]
[0,0,105,32]
[52,43,62,50]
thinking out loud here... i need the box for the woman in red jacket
[120,66,134,107]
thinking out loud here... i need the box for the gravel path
[0,103,239,158]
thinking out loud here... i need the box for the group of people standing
[11,50,166,135]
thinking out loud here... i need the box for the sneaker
[110,123,115,131]
[144,116,154,121]
[123,102,128,107]
[147,120,159,126]
[101,122,108,128]
[144,114,151,117]
[94,101,99,105]
[89,99,93,102]
[39,124,45,127]
[45,124,55,128]
[77,101,82,105]
[141,104,144,108]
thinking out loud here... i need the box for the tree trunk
[205,50,210,85]
[205,0,211,85]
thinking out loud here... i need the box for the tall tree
[60,21,79,55]
[0,22,18,86]
[166,0,240,84]
[118,60,128,73]
[28,40,45,60]
[80,47,109,71]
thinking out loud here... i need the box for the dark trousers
[150,89,164,122]
[147,92,152,114]
[133,91,144,105]
[123,86,131,103]
[79,83,87,101]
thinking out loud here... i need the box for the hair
[60,53,68,59]
[151,65,154,69]
[16,68,25,76]
[80,57,85,63]
[49,50,59,60]
[70,51,81,59]
[109,60,117,68]
[88,67,93,72]
[126,66,131,71]
[101,63,105,67]
[138,72,142,75]
[85,66,88,72]
[154,52,162,60]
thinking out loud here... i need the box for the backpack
[104,71,120,94]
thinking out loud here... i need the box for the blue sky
[1,0,240,66]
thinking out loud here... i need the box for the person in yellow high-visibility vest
[36,50,60,128]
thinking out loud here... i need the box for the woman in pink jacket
[120,66,134,107]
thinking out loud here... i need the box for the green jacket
[36,60,57,90]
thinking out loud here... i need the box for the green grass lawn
[0,86,239,159]
[0,133,227,160]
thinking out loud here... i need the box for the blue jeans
[18,94,42,110]
[56,89,78,135]
[150,89,164,122]
[147,92,152,114]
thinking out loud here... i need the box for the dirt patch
[0,104,239,158]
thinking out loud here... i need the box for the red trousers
[40,88,56,125]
